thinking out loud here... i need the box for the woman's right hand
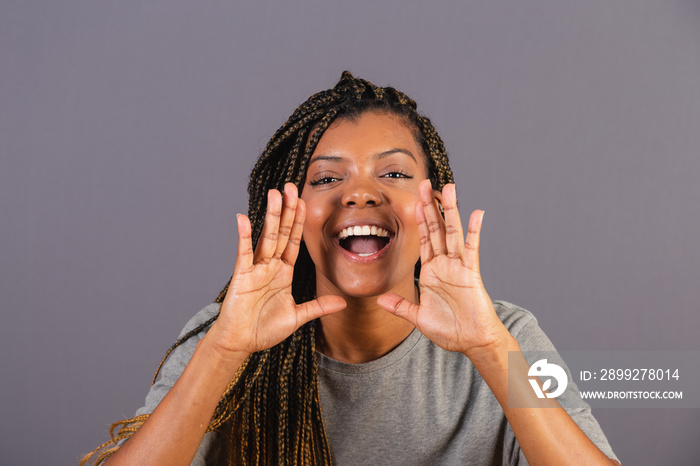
[207,183,346,357]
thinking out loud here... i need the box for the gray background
[1,1,699,464]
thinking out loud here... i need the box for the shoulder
[175,302,222,339]
[492,300,558,352]
[492,300,538,334]
[161,302,222,377]
[491,301,620,463]
[134,302,222,417]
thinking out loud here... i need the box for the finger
[281,199,306,265]
[442,184,465,258]
[419,179,447,256]
[273,183,298,259]
[295,295,347,326]
[377,293,420,326]
[415,200,433,263]
[234,213,254,274]
[254,189,283,262]
[463,210,484,273]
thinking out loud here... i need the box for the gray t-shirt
[130,301,619,465]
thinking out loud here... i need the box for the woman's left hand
[377,180,510,356]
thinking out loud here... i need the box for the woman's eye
[383,171,413,179]
[309,176,340,186]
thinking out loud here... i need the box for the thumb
[295,295,347,325]
[377,293,419,326]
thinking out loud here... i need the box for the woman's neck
[315,280,418,364]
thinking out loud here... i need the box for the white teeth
[337,225,391,240]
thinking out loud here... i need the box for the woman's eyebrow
[376,148,416,162]
[309,149,417,165]
[308,155,344,165]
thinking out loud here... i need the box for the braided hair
[83,71,454,465]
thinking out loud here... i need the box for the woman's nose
[341,179,382,207]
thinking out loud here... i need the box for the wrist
[199,330,251,370]
[462,332,520,372]
[205,317,254,353]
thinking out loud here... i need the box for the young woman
[84,72,620,465]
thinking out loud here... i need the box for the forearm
[104,336,249,466]
[466,336,618,466]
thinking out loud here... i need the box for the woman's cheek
[399,198,422,252]
[405,197,421,227]
[301,202,325,258]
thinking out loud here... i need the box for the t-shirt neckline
[316,327,423,374]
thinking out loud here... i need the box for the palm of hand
[221,259,299,353]
[210,184,346,356]
[378,181,507,355]
[415,252,501,354]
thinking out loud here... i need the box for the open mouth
[336,225,393,258]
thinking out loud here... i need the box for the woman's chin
[327,275,414,301]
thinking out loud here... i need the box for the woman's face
[301,110,431,299]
